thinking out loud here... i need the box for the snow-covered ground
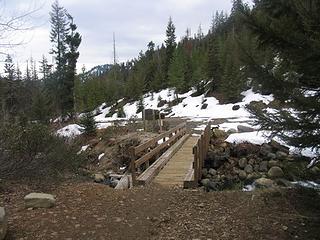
[56,87,319,159]
[93,88,273,123]
[56,124,84,138]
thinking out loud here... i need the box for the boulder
[232,105,240,111]
[238,170,247,180]
[208,168,217,176]
[201,179,219,191]
[238,158,247,169]
[276,151,288,160]
[270,140,290,154]
[254,178,275,188]
[227,128,237,134]
[202,169,208,178]
[212,129,227,139]
[244,164,254,174]
[24,193,55,209]
[268,166,284,179]
[260,143,273,156]
[259,161,269,172]
[0,207,7,240]
[201,103,208,109]
[268,160,280,168]
[94,173,105,183]
[266,152,276,160]
[237,125,255,133]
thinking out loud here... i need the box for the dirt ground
[1,181,319,240]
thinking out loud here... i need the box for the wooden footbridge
[127,122,211,189]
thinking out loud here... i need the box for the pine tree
[50,0,68,77]
[39,55,51,81]
[31,89,51,123]
[168,47,185,95]
[242,0,320,151]
[64,13,81,117]
[164,17,176,84]
[4,55,15,81]
[49,0,69,116]
[79,112,97,136]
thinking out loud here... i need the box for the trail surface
[2,181,319,240]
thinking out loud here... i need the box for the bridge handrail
[193,122,211,183]
[129,122,187,185]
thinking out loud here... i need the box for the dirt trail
[2,181,319,240]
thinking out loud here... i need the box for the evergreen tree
[4,55,15,81]
[79,112,97,136]
[164,17,176,84]
[64,13,81,117]
[243,0,320,151]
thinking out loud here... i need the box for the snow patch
[56,124,84,138]
[98,153,105,160]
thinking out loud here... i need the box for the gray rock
[0,207,7,240]
[237,125,255,133]
[276,151,288,160]
[260,143,273,156]
[268,160,280,168]
[94,173,105,183]
[259,161,269,172]
[208,168,217,176]
[248,159,255,165]
[24,193,55,209]
[202,169,208,178]
[201,179,219,191]
[254,164,260,172]
[266,152,277,160]
[232,105,240,111]
[268,166,284,179]
[254,178,275,188]
[270,140,290,154]
[238,170,247,180]
[227,128,237,134]
[239,158,247,169]
[244,164,254,174]
[201,179,210,187]
[247,173,261,181]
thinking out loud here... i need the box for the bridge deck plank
[153,136,198,186]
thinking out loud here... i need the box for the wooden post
[193,146,198,182]
[143,109,146,132]
[129,147,137,186]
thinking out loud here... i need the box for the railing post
[129,147,137,186]
[193,146,198,182]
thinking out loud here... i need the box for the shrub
[0,123,86,181]
[79,112,97,136]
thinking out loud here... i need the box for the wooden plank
[136,134,190,185]
[183,167,197,189]
[133,123,186,155]
[134,128,186,167]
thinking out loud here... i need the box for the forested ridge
[0,0,319,153]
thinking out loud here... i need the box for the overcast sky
[0,0,251,73]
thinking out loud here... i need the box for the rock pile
[201,130,301,191]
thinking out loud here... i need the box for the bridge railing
[129,122,187,186]
[193,123,211,183]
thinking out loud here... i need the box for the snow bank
[56,124,84,138]
[94,88,274,123]
[226,131,271,145]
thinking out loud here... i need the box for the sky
[0,0,250,73]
